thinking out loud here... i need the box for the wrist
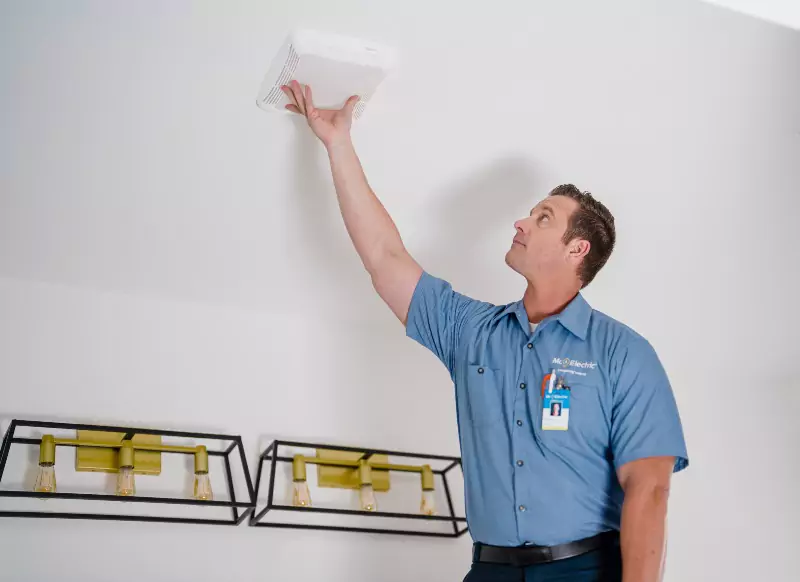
[325,135,354,153]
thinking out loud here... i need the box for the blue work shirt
[406,272,688,547]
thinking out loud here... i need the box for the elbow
[363,243,407,278]
[623,480,671,507]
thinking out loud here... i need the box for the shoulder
[476,299,523,327]
[413,271,507,324]
[589,309,654,352]
[463,300,513,332]
[588,310,663,378]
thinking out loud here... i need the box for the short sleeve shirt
[406,272,689,546]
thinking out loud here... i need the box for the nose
[514,219,526,232]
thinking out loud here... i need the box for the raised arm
[282,81,422,324]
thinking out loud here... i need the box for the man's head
[505,184,615,288]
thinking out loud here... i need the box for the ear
[568,239,590,262]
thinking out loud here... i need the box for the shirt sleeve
[405,271,483,378]
[610,339,689,473]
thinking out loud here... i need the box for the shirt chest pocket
[464,364,504,427]
[544,380,609,448]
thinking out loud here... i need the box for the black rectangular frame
[250,440,469,538]
[0,419,255,526]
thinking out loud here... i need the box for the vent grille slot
[262,45,300,105]
[353,95,369,120]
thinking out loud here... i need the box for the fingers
[281,85,359,123]
[304,85,315,112]
[282,80,306,115]
[280,85,301,114]
[304,85,321,121]
[343,95,360,118]
[293,80,307,115]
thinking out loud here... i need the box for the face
[505,195,589,283]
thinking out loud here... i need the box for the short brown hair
[548,184,615,287]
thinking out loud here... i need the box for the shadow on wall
[279,125,544,420]
[287,118,544,309]
[277,126,546,444]
[417,156,548,302]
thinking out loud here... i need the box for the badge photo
[541,370,570,431]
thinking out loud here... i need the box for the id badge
[541,370,570,431]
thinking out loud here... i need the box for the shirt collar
[501,293,592,340]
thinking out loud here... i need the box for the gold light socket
[118,440,135,469]
[358,460,373,486]
[292,455,307,482]
[421,464,435,491]
[39,435,56,466]
[194,446,209,475]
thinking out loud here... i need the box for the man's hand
[281,80,360,148]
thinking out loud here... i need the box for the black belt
[473,530,620,567]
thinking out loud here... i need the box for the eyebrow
[530,204,556,217]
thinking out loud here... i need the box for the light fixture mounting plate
[75,430,162,475]
[316,449,391,492]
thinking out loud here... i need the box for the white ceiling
[702,0,800,29]
[1,0,799,323]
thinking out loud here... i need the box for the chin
[504,250,521,274]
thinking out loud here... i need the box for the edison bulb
[292,480,312,507]
[116,466,136,497]
[34,464,56,493]
[421,489,437,515]
[193,472,213,501]
[359,484,377,512]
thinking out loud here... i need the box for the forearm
[620,486,669,582]
[326,138,406,273]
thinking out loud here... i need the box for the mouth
[512,239,526,248]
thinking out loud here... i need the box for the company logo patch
[552,356,597,370]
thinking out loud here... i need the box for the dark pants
[463,546,622,582]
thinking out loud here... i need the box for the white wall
[1,0,799,581]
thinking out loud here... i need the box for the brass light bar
[52,437,201,455]
[298,455,428,474]
[34,433,213,501]
[290,452,437,515]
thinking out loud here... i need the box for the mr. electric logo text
[552,356,597,370]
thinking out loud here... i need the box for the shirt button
[516,420,523,426]
[477,367,484,374]
[519,505,527,512]
[519,383,526,390]
[517,460,524,467]
[526,343,533,349]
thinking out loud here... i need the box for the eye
[538,214,550,224]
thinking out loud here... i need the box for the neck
[522,278,580,324]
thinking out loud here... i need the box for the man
[281,81,688,582]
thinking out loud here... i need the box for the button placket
[526,338,546,443]
[512,330,540,529]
